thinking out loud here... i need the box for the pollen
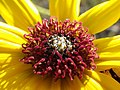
[20,17,99,81]
[48,34,72,53]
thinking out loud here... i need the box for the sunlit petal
[49,0,81,21]
[0,22,26,44]
[78,0,120,34]
[94,35,120,70]
[0,0,42,31]
[0,22,27,39]
[85,70,120,90]
[0,40,21,53]
[81,74,104,90]
[94,35,120,53]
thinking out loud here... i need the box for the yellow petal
[21,75,60,90]
[49,0,81,21]
[0,53,21,65]
[95,59,120,71]
[0,52,33,89]
[23,76,85,90]
[61,77,85,90]
[94,35,120,53]
[0,0,41,31]
[20,75,47,90]
[94,35,120,70]
[0,40,21,53]
[0,68,33,89]
[98,52,120,60]
[0,24,26,44]
[36,77,62,90]
[81,74,104,90]
[0,22,27,39]
[78,0,120,34]
[85,70,120,90]
[36,77,84,90]
[50,79,61,90]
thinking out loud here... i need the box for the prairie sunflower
[0,0,120,90]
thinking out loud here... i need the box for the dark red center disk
[20,18,98,81]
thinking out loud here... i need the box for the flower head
[0,0,120,90]
[20,18,98,81]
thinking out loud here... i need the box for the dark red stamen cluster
[20,17,98,80]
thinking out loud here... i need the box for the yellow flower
[0,0,120,90]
